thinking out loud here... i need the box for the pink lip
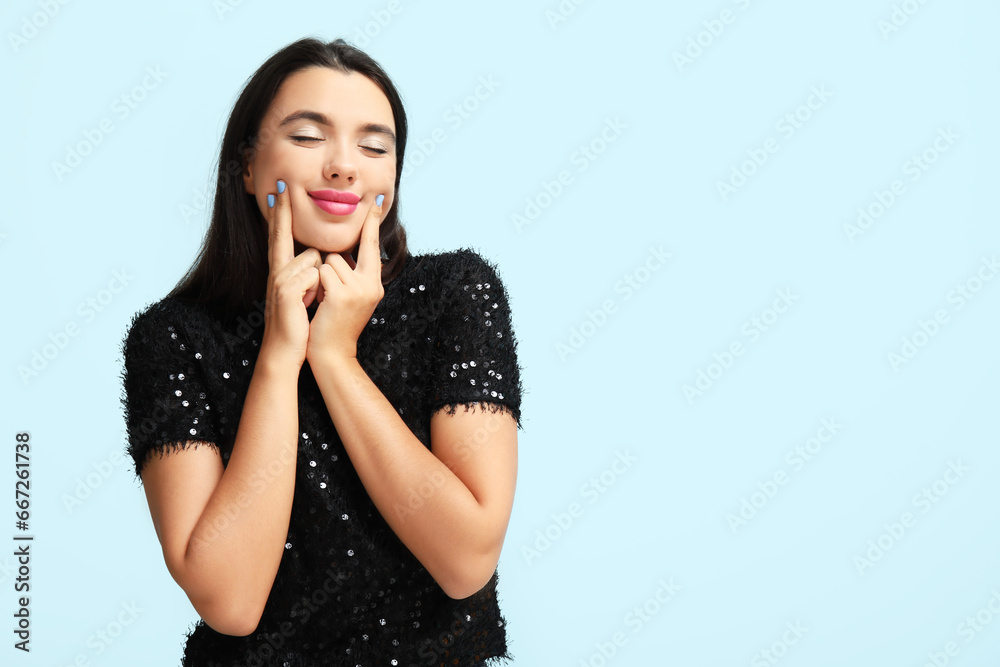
[310,196,358,216]
[308,189,361,204]
[307,189,361,217]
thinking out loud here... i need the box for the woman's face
[243,66,397,260]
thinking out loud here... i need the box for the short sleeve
[429,250,524,429]
[119,300,220,480]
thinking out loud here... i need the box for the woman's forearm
[180,348,301,634]
[310,353,492,599]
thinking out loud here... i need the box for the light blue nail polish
[268,194,275,208]
[375,194,384,206]
[277,180,285,194]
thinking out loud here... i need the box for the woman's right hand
[259,178,321,369]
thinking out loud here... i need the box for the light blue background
[1,0,998,665]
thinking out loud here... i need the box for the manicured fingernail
[277,180,285,194]
[268,194,275,208]
[375,194,384,206]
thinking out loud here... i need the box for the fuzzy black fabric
[119,248,523,667]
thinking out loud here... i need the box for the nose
[323,139,359,183]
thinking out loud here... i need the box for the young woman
[120,37,524,667]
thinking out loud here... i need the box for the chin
[294,227,359,255]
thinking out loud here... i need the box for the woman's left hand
[306,195,386,365]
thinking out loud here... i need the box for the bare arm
[140,347,300,636]
[310,353,518,600]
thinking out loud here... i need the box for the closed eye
[291,136,388,155]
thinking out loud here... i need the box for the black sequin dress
[119,248,524,667]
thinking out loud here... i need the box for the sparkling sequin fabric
[119,249,524,667]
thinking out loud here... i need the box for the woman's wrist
[256,343,305,378]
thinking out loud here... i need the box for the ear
[242,151,255,195]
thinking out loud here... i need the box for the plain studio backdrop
[1,0,999,665]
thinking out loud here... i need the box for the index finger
[268,179,293,270]
[356,193,384,278]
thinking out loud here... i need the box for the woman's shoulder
[403,247,508,286]
[122,295,221,357]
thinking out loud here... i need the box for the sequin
[121,248,521,666]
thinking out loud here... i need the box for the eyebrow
[278,110,396,144]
